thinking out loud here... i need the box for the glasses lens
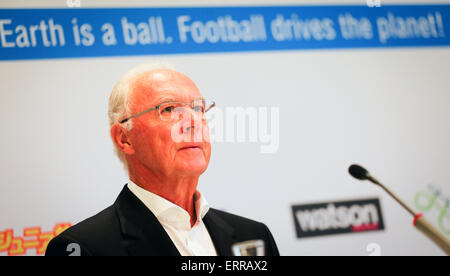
[192,99,206,113]
[159,102,184,121]
[158,99,215,121]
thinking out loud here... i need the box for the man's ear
[110,124,135,155]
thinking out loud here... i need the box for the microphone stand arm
[367,174,450,255]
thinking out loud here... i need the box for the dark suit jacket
[45,185,280,256]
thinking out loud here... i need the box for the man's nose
[181,108,202,133]
[185,125,194,132]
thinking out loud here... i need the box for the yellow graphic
[0,223,71,256]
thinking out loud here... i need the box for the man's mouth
[179,143,203,150]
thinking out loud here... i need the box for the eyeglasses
[120,98,215,123]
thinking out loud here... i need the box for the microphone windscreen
[349,164,369,180]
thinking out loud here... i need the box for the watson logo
[292,198,385,238]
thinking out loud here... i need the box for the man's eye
[161,106,175,113]
[193,106,204,113]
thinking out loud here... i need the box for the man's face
[126,69,211,178]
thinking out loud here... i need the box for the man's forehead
[133,68,187,89]
[130,69,201,103]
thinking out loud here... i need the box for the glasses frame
[120,98,215,124]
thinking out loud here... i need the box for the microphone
[348,164,450,255]
[348,164,369,180]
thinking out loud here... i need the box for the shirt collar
[127,180,210,226]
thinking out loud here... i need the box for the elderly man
[45,64,279,256]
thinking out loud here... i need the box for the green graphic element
[414,185,450,235]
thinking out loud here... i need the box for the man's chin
[174,159,208,176]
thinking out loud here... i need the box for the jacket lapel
[114,185,181,256]
[203,209,238,256]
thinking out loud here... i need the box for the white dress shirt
[127,180,217,256]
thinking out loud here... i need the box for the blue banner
[0,5,449,60]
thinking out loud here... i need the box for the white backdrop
[1,0,449,256]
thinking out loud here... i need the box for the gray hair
[108,62,175,171]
